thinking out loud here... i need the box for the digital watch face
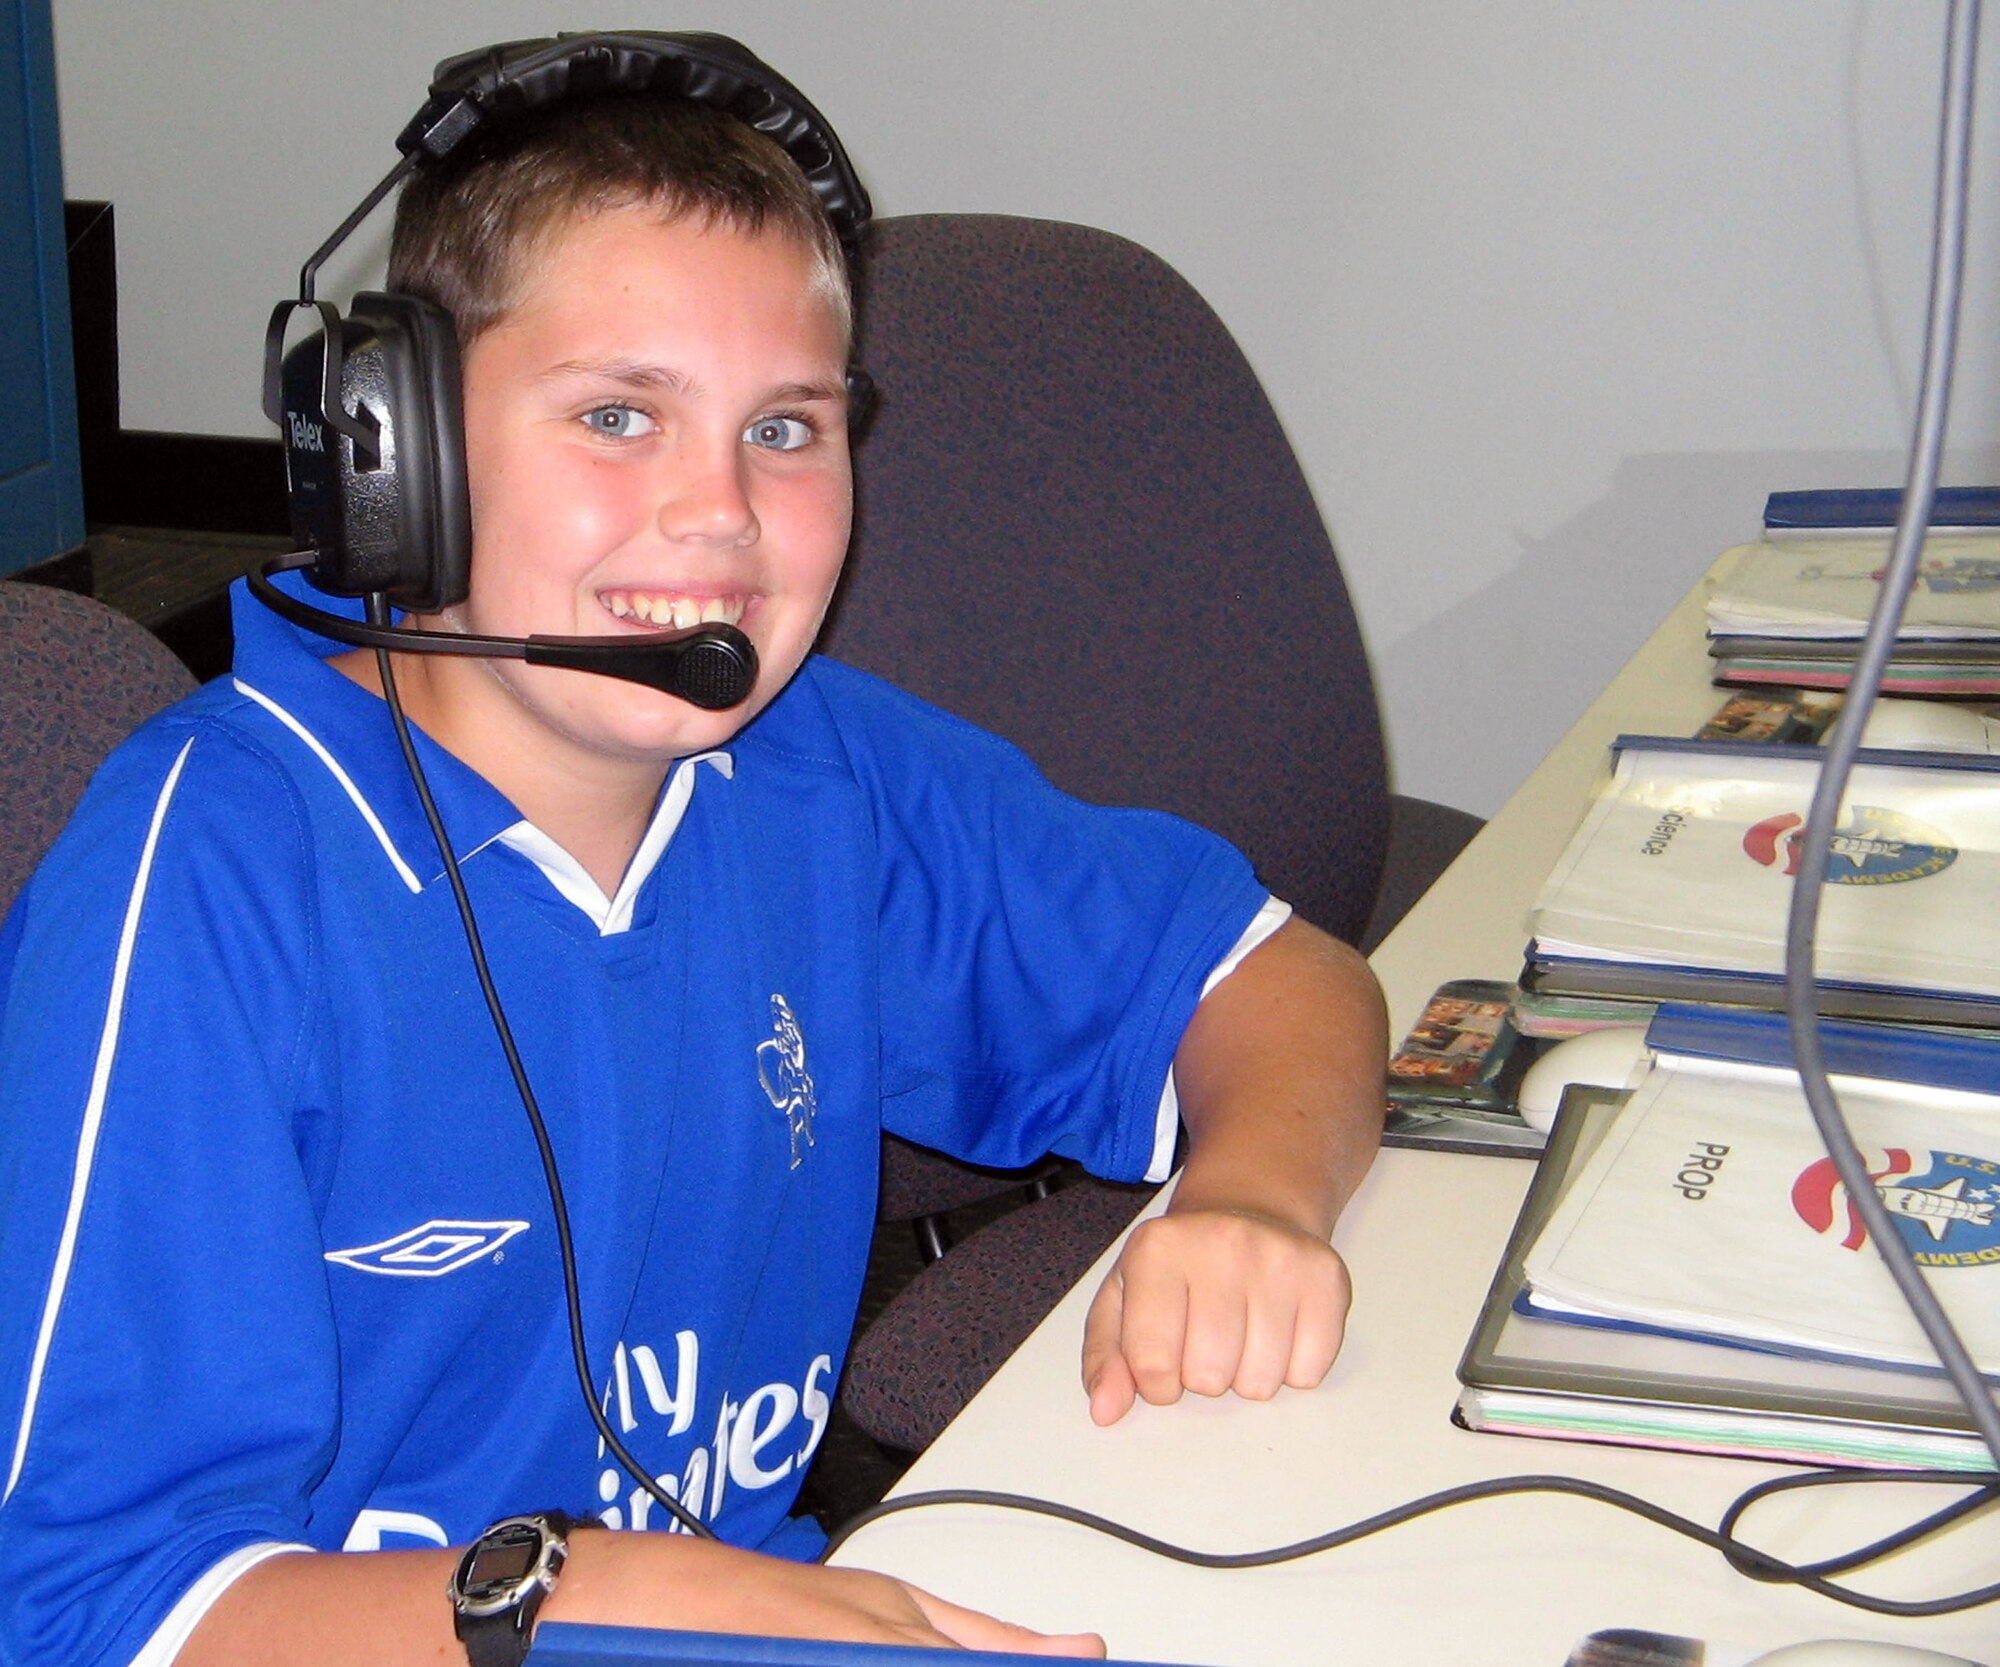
[467,1535,539,1591]
[455,1521,551,1612]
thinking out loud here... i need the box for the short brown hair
[388,93,850,348]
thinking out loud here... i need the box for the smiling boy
[0,54,1384,1667]
[349,205,854,893]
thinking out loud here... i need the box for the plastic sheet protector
[1530,740,2000,998]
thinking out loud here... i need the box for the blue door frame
[0,0,85,576]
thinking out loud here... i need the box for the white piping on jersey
[497,751,734,937]
[129,1540,312,1667]
[5,738,196,1503]
[233,678,424,895]
[1147,895,1293,1184]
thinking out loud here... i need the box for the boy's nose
[658,445,759,549]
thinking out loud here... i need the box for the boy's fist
[1079,1207,1351,1426]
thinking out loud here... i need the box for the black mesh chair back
[821,214,1390,943]
[0,583,196,917]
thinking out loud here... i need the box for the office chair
[818,215,1480,1455]
[0,581,196,916]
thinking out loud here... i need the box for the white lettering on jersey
[590,1332,834,1534]
[344,1508,448,1550]
[349,1332,836,1536]
[728,1383,799,1488]
[629,1336,699,1437]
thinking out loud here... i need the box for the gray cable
[1781,0,2000,1472]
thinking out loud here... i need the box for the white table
[831,569,2000,1665]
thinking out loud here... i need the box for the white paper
[1523,1059,2000,1371]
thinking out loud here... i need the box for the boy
[0,49,1385,1667]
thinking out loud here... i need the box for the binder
[1764,487,2000,532]
[1454,1090,1995,1471]
[1643,1001,2000,1093]
[528,1625,1198,1667]
[1707,507,2000,701]
[1708,634,2000,665]
[1707,537,2000,639]
[1707,658,2000,697]
[1517,1037,2000,1375]
[1520,953,2000,1029]
[1524,737,2000,1023]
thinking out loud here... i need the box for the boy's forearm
[178,1533,1103,1665]
[1167,917,1387,1237]
[1077,918,1384,1423]
[174,1537,787,1665]
[177,1544,458,1666]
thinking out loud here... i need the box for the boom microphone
[247,554,760,711]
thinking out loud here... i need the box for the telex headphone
[250,31,873,709]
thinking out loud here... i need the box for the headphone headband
[398,32,871,270]
[266,30,870,614]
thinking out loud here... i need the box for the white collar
[494,751,734,937]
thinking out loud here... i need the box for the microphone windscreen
[672,634,758,710]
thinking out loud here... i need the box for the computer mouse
[1514,1025,1650,1132]
[1745,1640,1986,1667]
[1853,697,1997,753]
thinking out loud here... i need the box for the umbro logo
[323,1219,528,1278]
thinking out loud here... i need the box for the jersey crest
[756,993,818,1168]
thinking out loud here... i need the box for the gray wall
[50,1,2000,815]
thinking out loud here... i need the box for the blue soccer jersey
[0,577,1270,1667]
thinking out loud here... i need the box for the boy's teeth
[605,591,745,629]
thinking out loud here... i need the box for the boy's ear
[276,292,473,612]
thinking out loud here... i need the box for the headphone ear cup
[349,292,472,612]
[279,293,471,612]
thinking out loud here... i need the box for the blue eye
[745,416,813,452]
[582,405,655,439]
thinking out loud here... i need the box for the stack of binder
[1468,497,2000,1468]
[1520,735,2000,1029]
[1706,489,2000,696]
[1455,1006,2000,1470]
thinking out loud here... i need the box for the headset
[250,30,875,709]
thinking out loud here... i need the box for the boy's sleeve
[828,669,1271,1183]
[0,726,336,1667]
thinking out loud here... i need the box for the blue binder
[529,1623,1201,1667]
[1763,486,2000,530]
[1643,1001,2000,1094]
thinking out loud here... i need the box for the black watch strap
[451,1511,577,1667]
[461,1615,535,1667]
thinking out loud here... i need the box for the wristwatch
[448,1510,577,1667]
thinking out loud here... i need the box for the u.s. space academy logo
[1741,805,1957,885]
[1792,1147,2000,1266]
